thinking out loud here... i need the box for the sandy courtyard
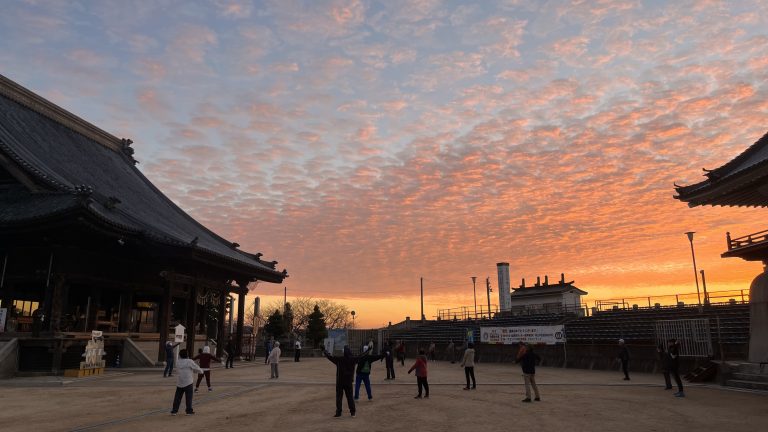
[1,357,766,432]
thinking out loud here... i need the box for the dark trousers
[163,357,174,376]
[398,353,405,366]
[465,367,476,388]
[171,384,194,414]
[226,354,234,368]
[386,361,395,379]
[354,373,372,399]
[621,359,629,378]
[335,383,355,415]
[665,367,684,392]
[265,349,270,364]
[416,376,429,397]
[295,349,300,362]
[196,371,211,388]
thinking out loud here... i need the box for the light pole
[351,310,356,329]
[685,231,702,306]
[471,276,477,318]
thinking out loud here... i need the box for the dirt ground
[1,358,766,432]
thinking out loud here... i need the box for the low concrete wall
[0,338,18,378]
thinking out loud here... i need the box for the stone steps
[732,372,768,383]
[725,379,768,391]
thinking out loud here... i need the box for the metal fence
[654,318,713,357]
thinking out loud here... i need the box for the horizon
[2,1,767,328]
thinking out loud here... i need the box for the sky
[2,0,768,327]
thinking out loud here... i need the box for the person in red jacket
[193,346,221,392]
[408,349,429,399]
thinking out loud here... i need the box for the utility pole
[471,276,477,318]
[685,232,702,306]
[485,277,492,319]
[700,269,709,305]
[420,277,425,322]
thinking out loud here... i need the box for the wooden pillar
[216,290,227,357]
[49,276,66,332]
[236,283,247,356]
[186,285,198,355]
[118,291,133,332]
[157,281,172,363]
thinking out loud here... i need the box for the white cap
[618,339,625,344]
[363,345,369,353]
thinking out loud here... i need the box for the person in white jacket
[171,348,203,415]
[268,341,281,378]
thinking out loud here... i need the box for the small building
[0,74,286,373]
[675,131,768,363]
[508,274,587,315]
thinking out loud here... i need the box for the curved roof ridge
[0,73,125,155]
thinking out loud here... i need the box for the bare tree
[262,297,351,333]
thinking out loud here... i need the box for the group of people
[163,337,237,415]
[323,339,545,417]
[617,338,685,397]
[164,335,687,417]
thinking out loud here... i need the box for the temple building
[675,131,768,363]
[0,74,286,373]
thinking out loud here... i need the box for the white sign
[323,338,334,353]
[0,308,6,333]
[174,324,186,343]
[480,325,566,345]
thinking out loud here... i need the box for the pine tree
[306,304,328,348]
[265,309,285,339]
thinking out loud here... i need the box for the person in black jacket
[516,343,541,402]
[666,338,685,397]
[617,339,630,380]
[384,340,396,380]
[325,345,359,417]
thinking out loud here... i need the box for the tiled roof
[0,75,285,281]
[674,131,768,207]
[510,283,587,297]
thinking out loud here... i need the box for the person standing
[428,341,437,362]
[667,338,685,397]
[268,341,281,378]
[354,345,386,400]
[461,342,476,390]
[516,343,541,402]
[384,341,396,380]
[396,340,406,366]
[193,346,221,392]
[163,340,181,377]
[294,339,302,362]
[446,340,456,363]
[408,349,429,399]
[324,345,359,417]
[225,337,235,369]
[657,343,672,390]
[617,339,630,380]
[264,337,273,364]
[170,349,203,416]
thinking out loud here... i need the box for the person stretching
[408,349,429,399]
[325,346,359,417]
[170,349,203,416]
[193,346,220,392]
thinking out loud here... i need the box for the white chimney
[496,262,511,312]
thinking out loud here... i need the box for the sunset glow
[2,1,768,327]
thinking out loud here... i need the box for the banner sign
[480,325,566,345]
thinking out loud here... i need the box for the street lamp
[685,231,702,306]
[471,276,477,319]
[351,310,356,329]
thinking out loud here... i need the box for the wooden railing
[727,229,768,250]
